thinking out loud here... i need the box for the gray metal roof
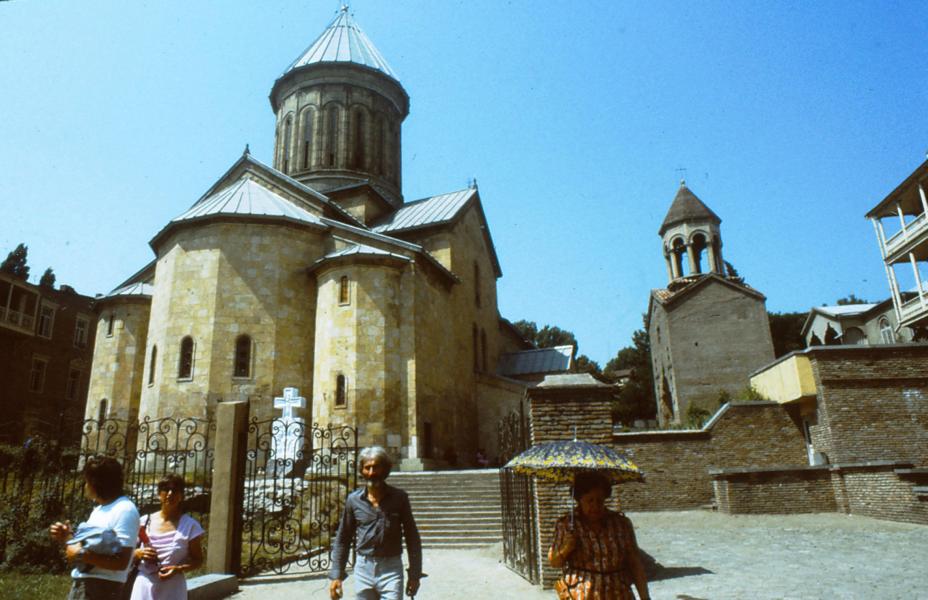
[321,243,410,261]
[659,182,721,235]
[171,177,324,227]
[284,8,397,79]
[498,345,573,376]
[815,304,879,318]
[104,281,154,298]
[372,188,475,234]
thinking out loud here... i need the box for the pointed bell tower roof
[283,6,398,80]
[659,181,721,236]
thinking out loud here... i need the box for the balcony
[899,294,928,328]
[883,211,928,261]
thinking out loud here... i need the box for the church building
[648,182,775,426]
[85,9,534,469]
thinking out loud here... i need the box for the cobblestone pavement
[230,511,928,600]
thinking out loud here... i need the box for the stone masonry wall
[712,466,836,514]
[807,346,928,466]
[86,299,150,421]
[832,463,928,526]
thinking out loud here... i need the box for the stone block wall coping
[750,342,928,377]
[894,467,928,476]
[709,464,830,478]
[188,574,238,600]
[913,486,928,496]
[830,460,914,471]
[614,401,779,442]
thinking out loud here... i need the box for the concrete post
[207,400,249,575]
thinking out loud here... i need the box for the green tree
[39,267,56,289]
[604,318,656,424]
[768,311,807,357]
[573,354,602,376]
[0,243,29,281]
[836,294,871,305]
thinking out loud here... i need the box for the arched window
[879,317,895,344]
[691,233,708,274]
[97,399,108,425]
[372,114,384,175]
[106,313,115,337]
[481,329,488,373]
[671,238,687,277]
[338,276,350,305]
[178,336,194,379]
[325,106,339,167]
[472,324,479,373]
[335,374,347,407]
[148,345,157,385]
[474,262,481,307]
[282,116,293,173]
[234,335,252,378]
[351,109,366,169]
[301,109,314,170]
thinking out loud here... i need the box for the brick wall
[807,346,928,466]
[615,402,807,511]
[832,463,928,526]
[711,466,836,514]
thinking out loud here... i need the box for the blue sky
[1,1,926,365]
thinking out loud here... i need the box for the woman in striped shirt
[548,472,650,600]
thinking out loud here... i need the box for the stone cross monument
[270,387,306,476]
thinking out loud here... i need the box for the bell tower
[269,7,409,206]
[659,181,725,284]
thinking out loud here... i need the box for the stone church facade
[648,182,775,426]
[85,9,531,469]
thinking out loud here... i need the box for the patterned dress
[550,510,639,600]
[129,513,204,600]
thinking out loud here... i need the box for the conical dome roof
[659,182,721,235]
[283,7,397,80]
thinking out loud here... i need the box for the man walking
[330,446,422,599]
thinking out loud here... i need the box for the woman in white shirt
[49,455,141,600]
[130,473,204,600]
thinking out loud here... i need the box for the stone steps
[389,470,502,548]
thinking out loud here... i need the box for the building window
[325,106,339,167]
[106,313,115,337]
[234,335,252,378]
[282,116,293,173]
[474,262,481,307]
[879,318,895,344]
[481,329,488,373]
[66,368,82,402]
[148,345,157,386]
[351,109,366,169]
[74,316,90,348]
[301,109,314,170]
[335,374,347,407]
[29,356,48,393]
[37,304,55,339]
[97,399,108,425]
[338,276,350,305]
[472,324,479,373]
[178,336,194,379]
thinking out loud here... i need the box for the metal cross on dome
[274,387,305,420]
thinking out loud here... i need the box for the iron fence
[239,418,357,576]
[498,408,539,584]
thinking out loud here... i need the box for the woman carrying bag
[129,474,204,600]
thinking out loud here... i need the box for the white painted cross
[274,387,305,420]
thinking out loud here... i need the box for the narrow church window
[97,399,107,425]
[106,313,115,337]
[325,106,339,167]
[338,276,350,305]
[879,318,895,344]
[178,336,194,379]
[481,328,488,373]
[234,335,252,378]
[472,324,479,373]
[301,109,314,170]
[335,374,347,407]
[148,345,157,385]
[351,109,366,169]
[282,116,293,174]
[474,262,481,307]
[372,115,384,175]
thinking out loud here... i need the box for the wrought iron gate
[499,407,539,584]
[239,418,358,575]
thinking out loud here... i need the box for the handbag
[121,515,152,600]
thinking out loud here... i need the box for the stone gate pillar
[207,400,249,574]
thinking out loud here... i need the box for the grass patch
[0,572,72,600]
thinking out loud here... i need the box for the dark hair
[573,471,612,501]
[83,455,124,502]
[157,473,186,496]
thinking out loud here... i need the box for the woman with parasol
[507,437,650,600]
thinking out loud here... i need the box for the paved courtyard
[230,510,928,600]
